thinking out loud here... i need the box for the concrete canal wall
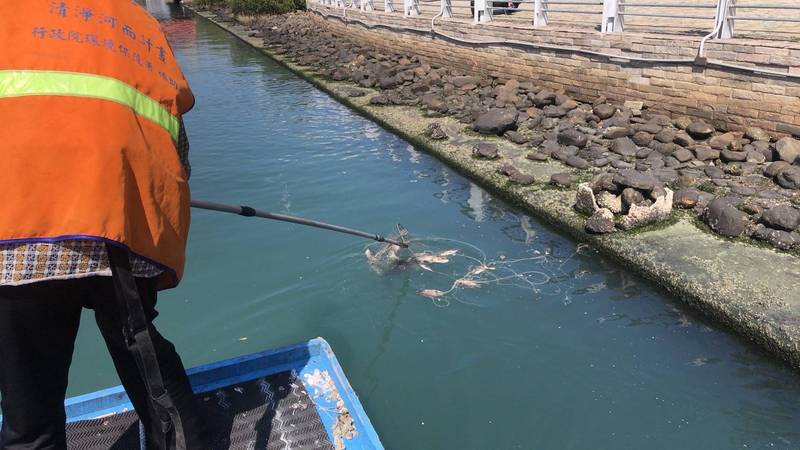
[185,6,800,373]
[305,3,800,137]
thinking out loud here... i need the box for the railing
[318,0,800,39]
[718,1,800,38]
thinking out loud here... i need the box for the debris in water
[454,279,481,289]
[468,264,490,276]
[414,252,452,264]
[303,369,357,450]
[418,289,447,299]
[366,229,591,306]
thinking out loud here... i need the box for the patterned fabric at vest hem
[0,240,162,286]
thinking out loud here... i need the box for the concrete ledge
[188,8,800,372]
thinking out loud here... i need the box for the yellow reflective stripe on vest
[0,70,179,140]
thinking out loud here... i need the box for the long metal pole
[190,199,409,248]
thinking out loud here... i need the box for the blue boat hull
[3,338,383,449]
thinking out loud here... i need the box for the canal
[67,4,800,449]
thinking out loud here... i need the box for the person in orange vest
[0,1,208,449]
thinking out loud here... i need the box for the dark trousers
[0,276,208,450]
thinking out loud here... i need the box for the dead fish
[468,264,490,276]
[414,249,458,265]
[418,289,447,299]
[415,253,450,264]
[454,279,480,289]
[418,263,434,272]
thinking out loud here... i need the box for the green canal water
[66,4,800,449]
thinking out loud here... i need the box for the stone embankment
[190,7,800,371]
[256,12,800,250]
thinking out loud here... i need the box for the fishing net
[365,224,414,274]
[365,220,596,308]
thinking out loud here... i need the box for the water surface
[68,6,800,449]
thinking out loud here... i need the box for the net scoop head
[365,224,414,273]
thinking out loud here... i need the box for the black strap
[106,244,187,450]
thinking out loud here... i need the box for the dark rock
[473,109,518,135]
[509,172,535,185]
[687,122,715,140]
[340,86,370,98]
[650,185,668,199]
[753,226,799,250]
[637,148,654,159]
[776,166,800,190]
[654,169,677,185]
[540,140,560,156]
[378,75,400,90]
[764,161,790,178]
[421,93,448,113]
[472,142,499,159]
[550,173,574,188]
[424,122,448,140]
[674,189,701,208]
[557,129,588,148]
[654,129,676,144]
[504,130,528,145]
[593,158,611,167]
[613,169,658,191]
[761,205,800,231]
[693,145,720,161]
[632,131,654,147]
[498,165,536,185]
[532,90,557,108]
[369,94,391,105]
[593,104,616,120]
[758,190,784,200]
[672,147,694,163]
[721,150,747,162]
[776,137,800,164]
[651,142,678,156]
[612,137,638,157]
[526,151,549,162]
[730,185,757,196]
[543,105,567,118]
[603,126,630,140]
[704,199,751,237]
[635,122,662,134]
[673,132,695,147]
[586,209,616,234]
[451,76,481,88]
[565,155,590,170]
[590,173,621,194]
[621,188,646,211]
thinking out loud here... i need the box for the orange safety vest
[0,0,195,289]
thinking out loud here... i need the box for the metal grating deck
[65,371,335,450]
